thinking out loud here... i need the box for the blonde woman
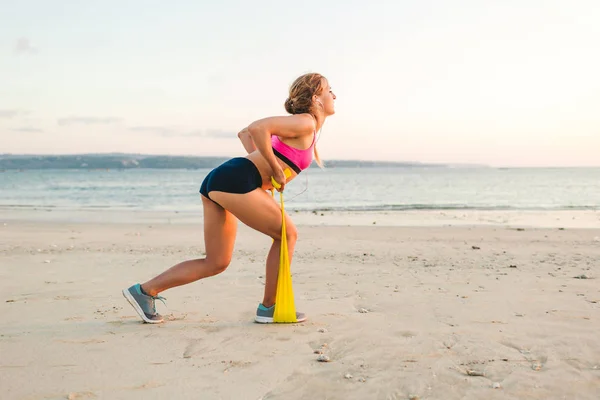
[123,73,336,324]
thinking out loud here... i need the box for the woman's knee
[205,256,231,275]
[285,220,298,243]
[271,218,298,242]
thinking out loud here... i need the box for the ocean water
[0,167,599,212]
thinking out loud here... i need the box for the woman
[123,72,336,324]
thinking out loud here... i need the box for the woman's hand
[271,166,287,192]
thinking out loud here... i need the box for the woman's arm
[247,114,315,170]
[237,127,256,154]
[247,114,316,191]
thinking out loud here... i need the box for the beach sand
[1,210,599,399]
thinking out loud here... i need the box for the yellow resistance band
[270,169,297,323]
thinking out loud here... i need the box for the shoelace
[151,295,167,314]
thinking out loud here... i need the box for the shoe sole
[254,315,307,324]
[122,289,163,324]
[254,315,273,324]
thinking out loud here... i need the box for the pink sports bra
[271,132,315,173]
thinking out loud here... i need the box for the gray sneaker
[122,284,166,324]
[254,303,307,324]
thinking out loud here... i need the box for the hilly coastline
[0,154,483,170]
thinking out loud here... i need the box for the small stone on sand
[318,328,327,333]
[492,382,501,389]
[467,369,485,376]
[574,274,590,279]
[317,354,330,362]
[344,373,353,379]
[358,308,369,313]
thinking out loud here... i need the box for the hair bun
[284,97,295,114]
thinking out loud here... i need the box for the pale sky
[1,0,599,167]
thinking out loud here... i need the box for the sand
[1,210,599,399]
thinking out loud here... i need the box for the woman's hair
[284,73,325,167]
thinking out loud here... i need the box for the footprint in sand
[442,334,459,349]
[565,359,600,371]
[58,338,106,344]
[183,340,210,359]
[397,330,417,338]
[165,313,187,322]
[500,341,548,370]
[127,381,164,390]
[202,325,226,334]
[183,342,197,359]
[66,391,97,399]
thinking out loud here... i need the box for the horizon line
[1,152,599,168]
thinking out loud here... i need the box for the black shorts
[200,157,263,203]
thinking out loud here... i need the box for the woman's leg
[140,195,238,296]
[262,232,297,307]
[208,189,298,308]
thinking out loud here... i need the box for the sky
[1,0,599,167]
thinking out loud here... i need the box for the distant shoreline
[0,153,487,170]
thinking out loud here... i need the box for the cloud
[129,126,177,136]
[58,117,123,126]
[0,109,24,118]
[203,129,235,139]
[14,38,37,55]
[11,127,43,133]
[128,126,235,139]
[169,129,235,138]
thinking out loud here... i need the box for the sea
[1,167,599,213]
